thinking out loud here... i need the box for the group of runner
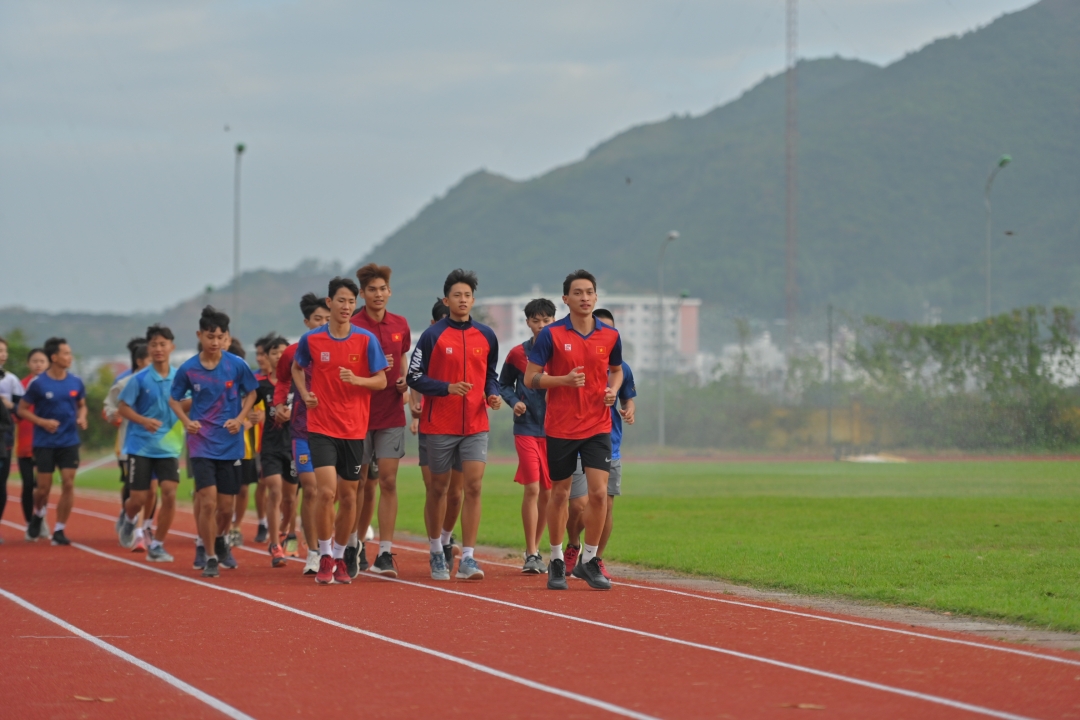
[0,265,636,590]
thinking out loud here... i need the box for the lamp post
[657,230,679,449]
[232,143,246,331]
[984,154,1010,318]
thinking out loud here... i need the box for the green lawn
[72,459,1080,631]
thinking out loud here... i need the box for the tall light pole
[657,230,679,449]
[984,154,1010,318]
[784,0,799,353]
[232,142,246,330]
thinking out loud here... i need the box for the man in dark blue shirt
[17,337,87,545]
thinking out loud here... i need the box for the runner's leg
[55,467,76,524]
[155,481,178,544]
[18,457,35,523]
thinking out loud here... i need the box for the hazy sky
[0,0,1033,313]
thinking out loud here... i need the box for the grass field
[70,459,1080,632]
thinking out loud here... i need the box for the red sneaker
[597,558,611,580]
[564,545,580,575]
[333,558,352,584]
[315,555,335,584]
[269,544,286,568]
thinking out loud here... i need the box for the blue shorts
[292,438,313,474]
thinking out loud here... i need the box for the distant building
[477,285,701,373]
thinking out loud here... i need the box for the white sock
[429,537,442,554]
[550,543,564,561]
[143,520,153,531]
[126,514,137,525]
[462,546,474,560]
[258,517,267,528]
[232,512,237,523]
[54,522,66,532]
[348,531,359,548]
[150,540,163,550]
[207,554,218,562]
[35,506,47,518]
[318,539,332,556]
[195,537,204,548]
[379,541,392,556]
[440,529,452,545]
[332,541,346,559]
[582,543,598,563]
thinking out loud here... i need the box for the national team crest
[320,352,330,362]
[446,347,453,354]
[392,333,402,342]
[349,354,360,363]
[473,347,482,355]
[564,344,572,351]
[69,389,79,397]
[225,381,234,388]
[596,346,606,354]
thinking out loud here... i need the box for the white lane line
[0,586,257,720]
[62,541,661,720]
[44,496,1080,669]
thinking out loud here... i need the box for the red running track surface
[1,491,1078,719]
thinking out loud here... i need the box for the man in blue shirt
[169,307,259,578]
[117,325,184,563]
[17,337,88,546]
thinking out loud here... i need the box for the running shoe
[364,524,375,541]
[26,515,42,541]
[131,533,146,553]
[214,536,228,560]
[51,529,71,546]
[221,544,238,570]
[254,524,269,544]
[147,545,174,563]
[144,527,154,547]
[115,509,125,535]
[269,544,286,568]
[358,545,369,572]
[203,557,220,578]
[332,558,351,584]
[344,544,359,579]
[547,558,568,590]
[303,550,320,575]
[429,551,450,581]
[229,527,244,548]
[571,557,611,590]
[193,545,207,570]
[522,554,546,574]
[456,556,484,580]
[284,533,300,557]
[442,544,454,571]
[597,558,611,580]
[371,552,397,577]
[315,555,335,585]
[564,544,580,575]
[40,519,50,539]
[119,519,137,549]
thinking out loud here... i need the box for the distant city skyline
[0,0,1034,313]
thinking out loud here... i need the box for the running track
[2,491,1078,719]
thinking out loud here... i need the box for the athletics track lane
[4,493,1080,719]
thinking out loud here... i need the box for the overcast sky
[0,0,1033,314]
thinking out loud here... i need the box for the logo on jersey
[225,381,234,388]
[392,333,402,342]
[446,348,453,354]
[69,389,79,397]
[349,354,360,363]
[564,344,572,351]
[596,346,606,354]
[45,391,54,399]
[320,352,330,362]
[473,347,483,355]
[193,384,201,392]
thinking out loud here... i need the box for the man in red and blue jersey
[169,307,259,578]
[525,269,624,590]
[408,269,501,581]
[274,293,332,575]
[499,297,555,574]
[293,277,388,585]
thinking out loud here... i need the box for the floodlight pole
[657,230,679,449]
[232,143,246,332]
[826,303,833,447]
[983,154,1010,318]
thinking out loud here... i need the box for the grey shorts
[418,433,462,472]
[426,433,488,475]
[362,426,406,465]
[570,457,621,499]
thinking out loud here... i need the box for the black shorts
[33,445,80,474]
[240,458,258,485]
[547,433,612,481]
[189,457,242,495]
[308,432,364,481]
[128,456,180,491]
[261,449,297,484]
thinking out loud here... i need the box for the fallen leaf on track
[781,703,826,710]
[99,698,115,702]
[75,696,95,702]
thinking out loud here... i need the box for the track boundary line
[0,585,257,720]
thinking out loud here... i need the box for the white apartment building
[477,285,701,373]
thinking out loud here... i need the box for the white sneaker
[364,525,375,541]
[303,550,320,575]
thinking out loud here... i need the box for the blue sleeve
[619,363,637,402]
[295,333,312,369]
[366,332,389,373]
[22,380,41,405]
[170,366,191,402]
[406,325,449,396]
[118,374,141,407]
[528,327,553,367]
[236,359,259,395]
[609,333,623,366]
[483,326,500,398]
[498,359,522,407]
[76,379,86,401]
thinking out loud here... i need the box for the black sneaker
[344,544,359,579]
[27,515,42,540]
[193,545,207,570]
[254,524,269,544]
[357,545,369,572]
[202,557,220,578]
[50,529,71,546]
[572,557,611,590]
[371,551,398,578]
[214,536,228,559]
[547,558,568,590]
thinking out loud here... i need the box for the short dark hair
[356,263,392,290]
[299,292,330,320]
[145,324,174,342]
[43,337,67,361]
[27,348,47,362]
[593,308,614,324]
[254,332,278,351]
[228,338,246,359]
[443,269,478,297]
[328,276,360,299]
[264,336,289,353]
[127,337,148,370]
[524,298,556,319]
[431,298,450,322]
[199,306,230,333]
[563,269,597,296]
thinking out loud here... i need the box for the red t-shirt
[295,325,388,440]
[528,315,623,440]
[351,308,411,431]
[16,374,38,458]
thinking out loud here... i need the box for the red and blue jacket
[407,317,500,436]
[498,338,546,437]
